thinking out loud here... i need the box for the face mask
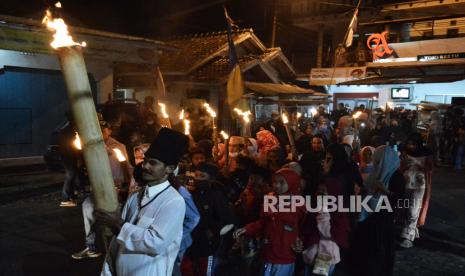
[229,152,239,158]
[248,146,256,153]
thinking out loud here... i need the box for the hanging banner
[310,67,366,85]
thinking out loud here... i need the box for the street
[0,167,464,276]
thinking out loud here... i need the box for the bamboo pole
[57,46,118,213]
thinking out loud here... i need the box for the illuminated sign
[417,53,465,61]
[367,31,394,61]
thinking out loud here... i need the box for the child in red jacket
[234,168,306,276]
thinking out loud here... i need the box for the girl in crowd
[233,168,306,276]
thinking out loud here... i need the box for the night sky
[0,0,273,39]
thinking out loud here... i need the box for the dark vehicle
[44,99,147,170]
[43,119,68,171]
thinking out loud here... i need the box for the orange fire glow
[42,3,86,49]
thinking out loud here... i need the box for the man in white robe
[97,127,189,276]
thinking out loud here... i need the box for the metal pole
[57,46,119,213]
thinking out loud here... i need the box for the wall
[0,67,97,158]
[0,49,113,98]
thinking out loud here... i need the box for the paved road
[0,167,464,276]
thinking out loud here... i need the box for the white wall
[328,80,465,109]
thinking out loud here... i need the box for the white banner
[310,67,366,85]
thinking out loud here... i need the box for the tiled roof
[158,29,254,75]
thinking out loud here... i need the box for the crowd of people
[56,99,465,276]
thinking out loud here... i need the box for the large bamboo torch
[43,7,118,212]
[233,108,252,137]
[282,113,297,160]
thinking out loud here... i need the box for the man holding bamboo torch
[98,128,189,276]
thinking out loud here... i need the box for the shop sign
[310,67,366,85]
[417,53,465,62]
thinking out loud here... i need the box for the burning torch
[233,108,252,137]
[204,103,218,153]
[352,111,363,144]
[282,113,297,160]
[220,130,230,166]
[43,4,118,212]
[158,102,172,128]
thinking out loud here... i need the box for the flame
[113,148,126,162]
[353,111,363,119]
[233,108,251,123]
[297,112,302,119]
[42,5,86,49]
[220,130,229,140]
[183,119,190,135]
[73,132,82,150]
[310,107,318,116]
[386,101,394,109]
[282,113,289,124]
[179,109,185,120]
[203,103,217,118]
[372,96,378,100]
[158,102,169,118]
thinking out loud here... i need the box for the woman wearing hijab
[359,146,375,180]
[256,130,280,167]
[399,133,433,248]
[350,146,406,276]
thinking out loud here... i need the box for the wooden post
[57,46,118,212]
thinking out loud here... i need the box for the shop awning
[244,81,329,97]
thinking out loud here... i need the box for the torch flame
[233,108,251,123]
[73,132,82,150]
[158,102,169,119]
[282,113,289,124]
[220,130,229,140]
[297,112,302,119]
[203,103,217,118]
[183,119,190,135]
[179,109,185,120]
[353,111,363,119]
[42,5,86,49]
[113,148,126,162]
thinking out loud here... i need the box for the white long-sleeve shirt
[102,181,186,276]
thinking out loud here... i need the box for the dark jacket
[188,181,236,257]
